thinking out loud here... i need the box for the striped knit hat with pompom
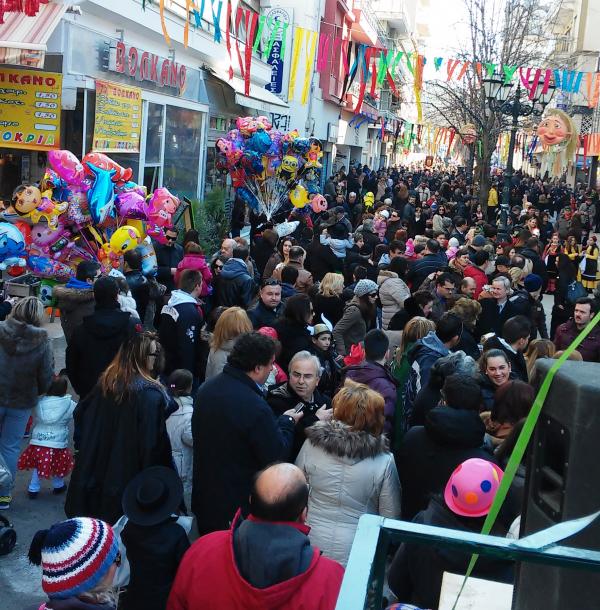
[28,518,118,599]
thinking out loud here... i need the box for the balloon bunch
[216,116,326,220]
[0,149,182,280]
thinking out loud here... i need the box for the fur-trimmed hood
[305,420,388,460]
[0,318,48,355]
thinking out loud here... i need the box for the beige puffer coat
[295,420,401,566]
[377,270,410,330]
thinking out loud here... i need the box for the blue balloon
[237,186,259,211]
[245,129,272,154]
[292,138,310,154]
[87,163,116,224]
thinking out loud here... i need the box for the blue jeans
[0,407,31,496]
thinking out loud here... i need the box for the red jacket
[463,265,488,299]
[167,514,344,610]
[174,253,212,297]
[554,319,600,362]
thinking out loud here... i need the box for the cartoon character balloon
[12,185,42,218]
[536,109,578,177]
[311,194,328,213]
[0,222,27,270]
[82,152,133,184]
[304,139,323,169]
[147,187,181,227]
[86,163,116,224]
[107,225,141,255]
[290,185,309,208]
[279,155,299,181]
[115,190,148,220]
[460,124,477,145]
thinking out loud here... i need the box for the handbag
[566,280,587,304]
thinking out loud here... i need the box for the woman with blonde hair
[313,272,345,326]
[296,379,401,566]
[525,338,556,379]
[65,332,173,524]
[205,306,253,379]
[0,296,54,510]
[450,297,482,360]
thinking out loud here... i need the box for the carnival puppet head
[13,184,42,216]
[537,109,577,151]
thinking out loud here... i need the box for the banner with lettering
[0,67,62,151]
[93,80,142,153]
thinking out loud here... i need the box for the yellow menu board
[93,80,142,153]
[0,68,62,151]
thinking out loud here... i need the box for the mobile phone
[293,402,304,413]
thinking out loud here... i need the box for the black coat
[214,259,255,308]
[121,520,190,610]
[306,241,342,282]
[266,382,332,459]
[66,306,138,399]
[408,382,441,428]
[396,406,494,520]
[125,270,150,324]
[65,379,174,524]
[154,241,184,293]
[475,297,526,340]
[191,364,296,536]
[312,293,345,327]
[407,254,446,290]
[273,318,314,372]
[454,327,481,360]
[247,299,284,329]
[388,496,512,609]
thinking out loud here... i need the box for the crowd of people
[1,163,599,610]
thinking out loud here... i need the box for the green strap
[452,310,600,609]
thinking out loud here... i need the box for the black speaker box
[514,359,600,609]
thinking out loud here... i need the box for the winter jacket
[165,395,194,494]
[159,290,204,377]
[296,420,401,566]
[30,395,76,449]
[174,253,212,297]
[333,299,367,356]
[66,305,138,399]
[306,242,343,282]
[262,252,283,280]
[388,296,428,331]
[191,364,296,535]
[267,382,332,459]
[154,241,184,293]
[54,279,96,343]
[377,270,411,330]
[396,406,494,520]
[118,292,140,319]
[273,259,314,294]
[247,299,284,329]
[273,319,313,372]
[65,377,174,524]
[463,265,488,299]
[554,319,600,362]
[214,258,255,307]
[388,496,512,609]
[312,293,345,327]
[121,519,190,610]
[0,318,54,410]
[344,361,397,434]
[407,254,446,290]
[167,511,344,610]
[124,270,150,324]
[205,338,235,379]
[476,297,528,340]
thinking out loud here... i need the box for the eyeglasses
[165,235,177,242]
[215,264,224,270]
[368,293,378,298]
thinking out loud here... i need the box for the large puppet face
[537,114,571,147]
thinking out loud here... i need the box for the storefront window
[163,105,202,200]
[204,146,232,198]
[145,103,164,164]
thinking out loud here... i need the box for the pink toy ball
[444,458,504,518]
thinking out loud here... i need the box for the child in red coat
[174,242,212,297]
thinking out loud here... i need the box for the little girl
[165,369,194,494]
[17,374,76,498]
[320,224,354,259]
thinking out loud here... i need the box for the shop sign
[92,80,142,153]
[0,67,62,151]
[108,41,187,94]
[263,8,292,100]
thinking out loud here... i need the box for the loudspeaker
[514,360,600,609]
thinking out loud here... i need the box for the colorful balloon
[147,187,180,228]
[115,190,147,220]
[107,225,141,255]
[137,237,158,276]
[82,152,133,183]
[290,185,309,208]
[47,150,86,184]
[86,163,116,225]
[28,255,74,281]
[363,192,375,209]
[278,155,298,180]
[311,194,328,213]
[0,222,27,269]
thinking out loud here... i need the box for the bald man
[220,238,236,260]
[168,463,344,610]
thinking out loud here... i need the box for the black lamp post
[482,74,555,239]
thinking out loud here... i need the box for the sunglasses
[215,264,224,270]
[262,278,281,287]
[165,235,177,242]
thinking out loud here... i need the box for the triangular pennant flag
[446,58,460,81]
[502,64,518,84]
[484,62,495,77]
[434,57,443,71]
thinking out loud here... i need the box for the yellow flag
[288,27,305,102]
[301,30,318,105]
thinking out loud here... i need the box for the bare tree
[422,0,559,206]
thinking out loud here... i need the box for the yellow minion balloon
[363,192,375,209]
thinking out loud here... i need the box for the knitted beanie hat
[28,518,118,600]
[354,279,378,297]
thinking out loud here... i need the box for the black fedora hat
[122,466,183,527]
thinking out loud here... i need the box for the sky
[421,0,470,58]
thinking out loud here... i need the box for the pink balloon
[47,150,86,185]
[115,190,147,220]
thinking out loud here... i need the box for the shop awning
[226,75,289,112]
[0,2,66,69]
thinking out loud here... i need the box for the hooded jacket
[54,279,96,343]
[295,420,401,566]
[66,305,138,398]
[396,406,494,520]
[167,511,344,610]
[344,361,397,434]
[332,298,367,356]
[174,253,213,297]
[124,269,150,323]
[0,318,54,410]
[405,331,449,399]
[159,290,204,377]
[377,270,410,330]
[214,258,255,308]
[165,395,194,493]
[388,496,512,609]
[30,395,77,448]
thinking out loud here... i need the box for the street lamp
[482,73,556,239]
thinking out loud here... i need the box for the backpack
[566,280,587,304]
